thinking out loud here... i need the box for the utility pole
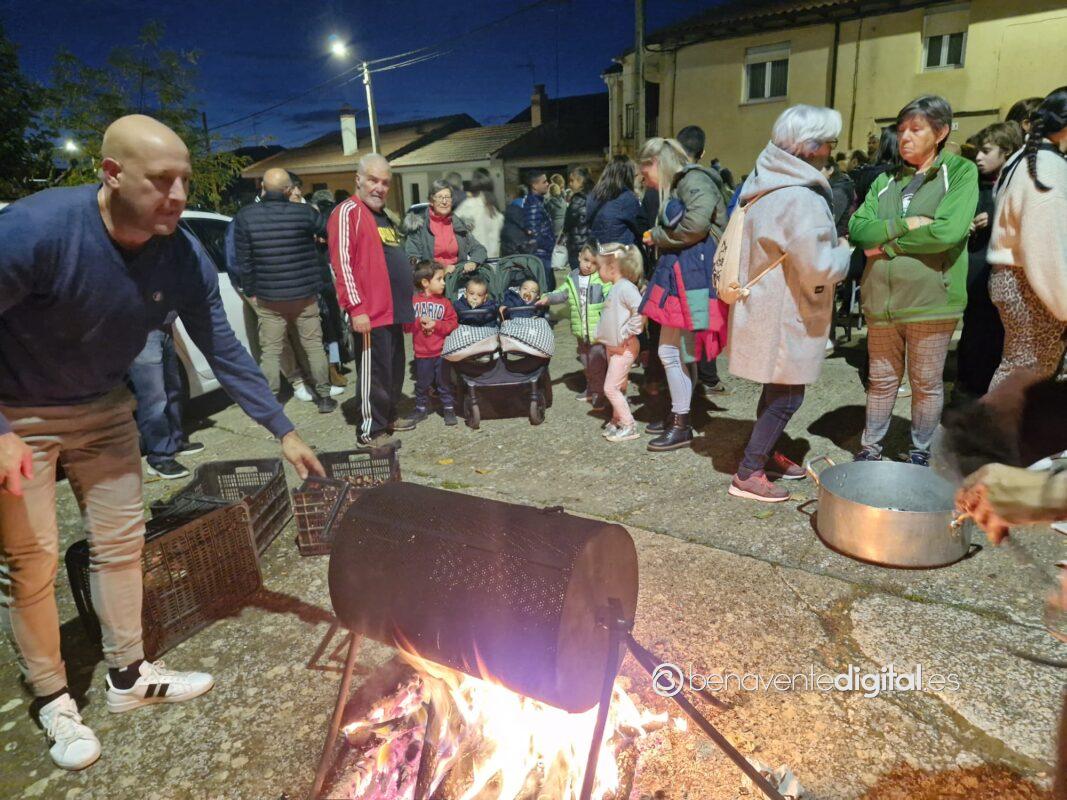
[362,62,380,154]
[201,111,211,153]
[634,0,645,149]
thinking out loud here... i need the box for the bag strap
[743,252,787,291]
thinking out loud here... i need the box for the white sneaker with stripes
[38,693,101,770]
[105,660,215,713]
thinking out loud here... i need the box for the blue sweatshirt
[0,185,293,438]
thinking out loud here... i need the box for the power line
[208,0,563,133]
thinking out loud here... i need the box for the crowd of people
[0,82,1065,774]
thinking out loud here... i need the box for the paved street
[0,311,1062,800]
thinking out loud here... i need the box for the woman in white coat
[454,171,504,259]
[727,105,853,503]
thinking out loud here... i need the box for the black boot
[645,407,672,435]
[647,413,693,451]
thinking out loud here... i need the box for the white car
[176,209,256,399]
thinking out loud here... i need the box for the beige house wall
[609,0,1067,175]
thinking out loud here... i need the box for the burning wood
[335,653,665,800]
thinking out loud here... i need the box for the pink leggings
[604,337,639,427]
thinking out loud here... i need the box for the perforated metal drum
[328,482,639,712]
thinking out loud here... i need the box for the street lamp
[64,139,79,153]
[328,36,348,58]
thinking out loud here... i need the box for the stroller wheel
[529,391,546,426]
[464,395,480,430]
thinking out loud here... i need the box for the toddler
[453,277,499,328]
[538,244,610,405]
[501,279,548,319]
[401,261,459,426]
[595,242,645,442]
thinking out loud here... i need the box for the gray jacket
[402,206,488,266]
[726,142,851,386]
[595,278,644,347]
[650,164,727,251]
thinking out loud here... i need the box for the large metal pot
[806,456,972,568]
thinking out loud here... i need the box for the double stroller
[442,255,555,429]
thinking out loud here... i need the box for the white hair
[357,152,390,175]
[771,105,842,157]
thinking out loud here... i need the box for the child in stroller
[442,256,555,428]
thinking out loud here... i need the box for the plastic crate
[65,502,262,660]
[292,444,401,556]
[150,459,291,556]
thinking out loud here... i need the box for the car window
[181,218,230,273]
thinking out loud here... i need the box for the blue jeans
[738,384,806,478]
[128,328,185,467]
[414,356,454,411]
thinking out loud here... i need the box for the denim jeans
[738,384,806,478]
[128,327,184,467]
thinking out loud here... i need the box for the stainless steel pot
[806,456,973,568]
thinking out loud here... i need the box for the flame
[341,646,664,799]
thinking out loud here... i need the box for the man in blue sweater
[0,115,323,771]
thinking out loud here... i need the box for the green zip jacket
[849,150,978,326]
[542,268,610,343]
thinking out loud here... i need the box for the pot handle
[805,455,836,487]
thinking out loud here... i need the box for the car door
[176,216,252,396]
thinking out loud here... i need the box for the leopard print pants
[989,266,1067,389]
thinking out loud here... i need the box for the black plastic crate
[150,459,291,556]
[65,502,262,660]
[292,444,401,556]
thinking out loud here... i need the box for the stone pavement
[0,312,1062,800]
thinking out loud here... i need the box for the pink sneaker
[728,471,791,503]
[765,452,806,480]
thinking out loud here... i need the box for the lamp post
[329,37,379,155]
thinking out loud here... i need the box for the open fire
[336,650,666,800]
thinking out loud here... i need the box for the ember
[336,651,665,800]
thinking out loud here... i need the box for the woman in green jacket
[849,95,979,466]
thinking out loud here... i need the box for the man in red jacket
[328,154,416,443]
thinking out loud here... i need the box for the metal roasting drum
[327,481,639,713]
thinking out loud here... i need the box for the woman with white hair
[850,95,978,466]
[727,104,852,502]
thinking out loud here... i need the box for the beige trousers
[0,388,146,696]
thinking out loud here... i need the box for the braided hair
[1022,86,1067,192]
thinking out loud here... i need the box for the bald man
[233,167,335,411]
[0,114,323,770]
[328,154,416,443]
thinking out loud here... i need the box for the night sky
[4,0,712,148]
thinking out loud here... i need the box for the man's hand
[280,431,324,481]
[0,432,34,497]
[904,215,934,231]
[350,314,371,334]
[463,262,478,273]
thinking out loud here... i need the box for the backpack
[712,190,786,305]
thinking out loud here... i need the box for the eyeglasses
[431,193,452,204]
[824,139,839,149]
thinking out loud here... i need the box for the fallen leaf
[437,458,454,465]
[474,468,491,474]
[753,509,775,520]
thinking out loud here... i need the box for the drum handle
[805,455,836,487]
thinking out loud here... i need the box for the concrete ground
[0,310,1063,800]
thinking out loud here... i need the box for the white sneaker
[329,385,344,397]
[38,694,101,770]
[105,660,215,713]
[606,424,640,442]
[602,422,620,438]
[292,381,314,402]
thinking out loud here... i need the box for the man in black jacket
[234,168,335,412]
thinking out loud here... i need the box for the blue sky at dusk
[3,0,714,148]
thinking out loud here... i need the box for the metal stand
[310,631,364,800]
[626,634,786,800]
[578,599,629,800]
